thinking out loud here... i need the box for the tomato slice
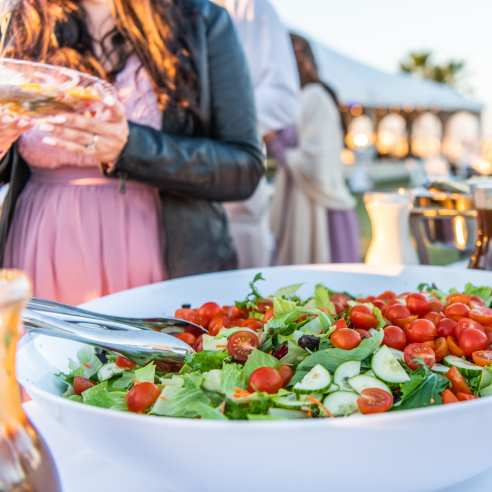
[447,335,464,357]
[278,364,294,386]
[73,376,95,395]
[240,318,264,331]
[441,389,459,404]
[406,318,437,343]
[406,293,431,316]
[334,319,348,330]
[248,367,284,394]
[403,343,436,370]
[175,332,197,346]
[444,302,470,321]
[115,355,136,370]
[458,327,488,356]
[227,331,259,362]
[331,328,361,350]
[470,307,492,326]
[456,392,478,401]
[472,350,492,367]
[208,315,227,336]
[385,304,411,323]
[437,318,457,338]
[357,388,394,414]
[383,325,407,350]
[455,318,485,339]
[331,293,350,314]
[350,306,378,330]
[126,382,160,413]
[447,367,472,395]
[434,337,449,362]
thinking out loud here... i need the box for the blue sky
[270,0,492,135]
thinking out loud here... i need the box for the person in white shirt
[214,0,300,268]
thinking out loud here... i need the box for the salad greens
[61,276,492,420]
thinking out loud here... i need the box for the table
[25,402,491,492]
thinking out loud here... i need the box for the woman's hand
[40,101,129,164]
[0,115,33,157]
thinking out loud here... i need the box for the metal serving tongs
[27,297,206,335]
[23,309,193,365]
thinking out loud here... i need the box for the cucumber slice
[326,383,340,394]
[334,361,361,391]
[273,394,305,409]
[431,363,450,374]
[323,391,359,417]
[97,362,124,382]
[443,355,483,376]
[293,364,332,394]
[268,408,306,419]
[202,369,222,393]
[480,368,492,389]
[372,346,410,383]
[348,374,391,395]
[480,383,492,398]
[388,348,404,362]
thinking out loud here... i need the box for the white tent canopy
[311,42,482,113]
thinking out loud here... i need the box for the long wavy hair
[0,0,199,125]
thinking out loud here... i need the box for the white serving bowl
[17,265,492,492]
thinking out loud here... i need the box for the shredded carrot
[233,388,251,399]
[306,396,333,418]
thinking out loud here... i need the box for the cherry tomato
[378,290,397,302]
[208,315,227,336]
[224,305,248,320]
[175,332,197,346]
[472,350,492,366]
[126,382,160,413]
[434,337,449,362]
[334,319,348,330]
[470,307,492,326]
[437,318,457,338]
[447,367,472,395]
[73,376,95,395]
[350,306,378,330]
[469,296,486,309]
[485,326,492,345]
[385,304,411,323]
[395,315,419,331]
[331,293,350,314]
[357,388,394,414]
[428,300,444,313]
[406,318,437,343]
[355,328,371,339]
[198,302,223,323]
[383,325,407,350]
[256,299,274,313]
[441,389,459,404]
[227,331,259,362]
[278,364,294,386]
[444,302,470,321]
[447,336,464,357]
[115,355,136,370]
[458,327,489,356]
[240,318,264,331]
[454,318,485,339]
[248,367,283,394]
[447,294,472,306]
[406,293,430,316]
[404,343,436,370]
[424,311,443,325]
[372,299,385,310]
[174,307,194,320]
[456,392,477,401]
[331,328,361,350]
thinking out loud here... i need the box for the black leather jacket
[0,0,264,277]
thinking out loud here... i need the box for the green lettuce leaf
[134,363,156,384]
[314,284,336,315]
[279,341,308,366]
[243,349,280,380]
[273,283,304,298]
[81,381,128,411]
[291,330,384,384]
[110,371,135,390]
[68,346,103,379]
[273,297,298,317]
[463,283,492,306]
[183,350,228,373]
[221,363,246,395]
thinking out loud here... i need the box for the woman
[270,34,360,265]
[0,0,263,304]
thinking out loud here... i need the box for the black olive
[298,335,320,351]
[181,303,191,308]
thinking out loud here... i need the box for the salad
[60,275,492,420]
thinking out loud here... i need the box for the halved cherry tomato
[334,319,348,330]
[357,388,393,414]
[428,300,444,313]
[175,332,197,346]
[372,299,385,310]
[240,318,264,331]
[174,307,194,320]
[404,343,436,370]
[73,376,95,395]
[444,302,470,321]
[434,337,449,362]
[441,389,459,404]
[406,293,430,316]
[331,328,361,350]
[355,328,371,339]
[385,304,411,323]
[198,302,223,323]
[208,315,227,336]
[126,382,160,413]
[331,293,350,314]
[378,290,397,302]
[485,326,492,345]
[115,355,136,370]
[350,305,378,330]
[447,335,464,357]
[447,367,472,395]
[456,392,478,401]
[458,327,488,356]
[447,294,472,306]
[437,318,457,337]
[455,318,485,339]
[406,318,437,343]
[256,299,273,313]
[224,305,247,320]
[227,331,259,362]
[472,350,492,367]
[248,367,283,394]
[278,364,294,386]
[469,296,486,309]
[395,315,419,330]
[383,325,407,350]
[470,307,492,326]
[424,311,443,325]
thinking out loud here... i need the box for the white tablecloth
[25,402,491,492]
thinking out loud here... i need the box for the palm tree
[400,51,466,89]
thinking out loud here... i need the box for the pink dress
[4,56,166,304]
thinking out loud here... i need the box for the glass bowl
[0,58,116,119]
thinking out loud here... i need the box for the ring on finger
[85,134,99,153]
